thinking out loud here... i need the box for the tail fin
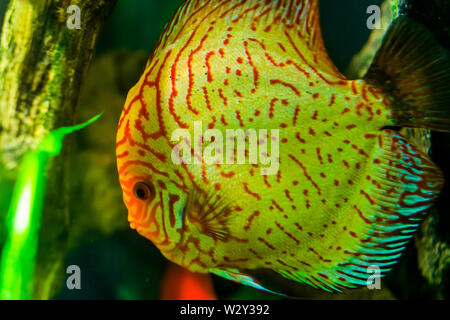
[363,17,450,132]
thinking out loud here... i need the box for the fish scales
[116,0,449,294]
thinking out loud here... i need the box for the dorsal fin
[154,0,343,78]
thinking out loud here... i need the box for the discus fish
[116,0,450,295]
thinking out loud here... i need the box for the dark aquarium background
[0,0,448,300]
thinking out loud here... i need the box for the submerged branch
[0,0,116,299]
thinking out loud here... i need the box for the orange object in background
[161,263,217,300]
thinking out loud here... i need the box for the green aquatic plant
[0,114,101,300]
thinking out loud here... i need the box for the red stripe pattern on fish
[116,0,450,294]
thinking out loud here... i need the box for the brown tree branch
[0,0,116,298]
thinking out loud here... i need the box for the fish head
[116,75,188,251]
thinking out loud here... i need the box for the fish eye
[133,182,155,201]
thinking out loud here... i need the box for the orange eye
[133,182,155,201]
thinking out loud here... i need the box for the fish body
[116,0,449,294]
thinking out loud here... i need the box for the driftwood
[0,0,116,299]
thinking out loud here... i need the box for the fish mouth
[129,190,176,251]
[129,199,161,238]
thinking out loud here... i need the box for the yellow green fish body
[116,0,449,294]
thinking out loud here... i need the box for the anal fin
[308,129,445,291]
[266,130,443,294]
